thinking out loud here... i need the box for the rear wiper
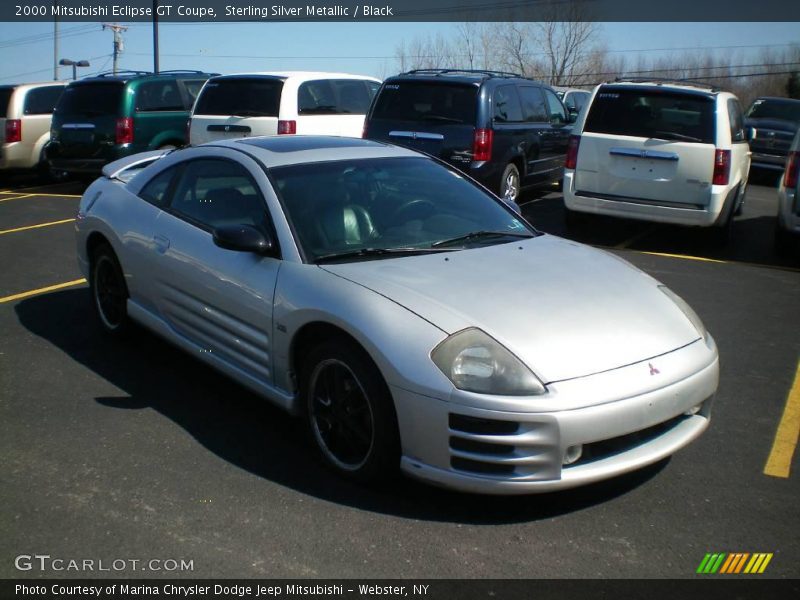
[315,247,451,264]
[300,105,344,114]
[421,115,463,123]
[651,131,703,143]
[431,230,533,248]
[231,110,272,117]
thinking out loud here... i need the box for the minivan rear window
[56,83,123,116]
[372,82,478,125]
[0,87,14,117]
[194,78,283,117]
[585,87,715,144]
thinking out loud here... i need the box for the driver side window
[168,159,269,232]
[543,88,568,124]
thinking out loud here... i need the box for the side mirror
[567,108,578,124]
[213,224,277,256]
[746,127,756,142]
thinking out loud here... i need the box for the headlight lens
[659,286,707,341]
[431,328,546,396]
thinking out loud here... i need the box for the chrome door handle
[154,235,170,253]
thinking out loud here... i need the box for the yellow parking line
[764,360,800,478]
[0,191,81,198]
[0,218,75,235]
[0,193,35,202]
[640,251,727,264]
[0,278,86,304]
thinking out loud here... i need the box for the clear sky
[0,21,797,83]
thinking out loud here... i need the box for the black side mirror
[213,224,277,256]
[567,108,578,124]
[745,127,756,142]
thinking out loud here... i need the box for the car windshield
[270,157,535,263]
[584,86,715,144]
[745,99,800,122]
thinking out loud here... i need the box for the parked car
[554,86,591,117]
[775,129,800,254]
[46,70,216,177]
[189,71,380,144]
[563,79,751,242]
[0,82,66,175]
[76,136,718,494]
[744,96,800,173]
[364,69,574,204]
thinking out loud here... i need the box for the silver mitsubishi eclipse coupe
[76,136,719,494]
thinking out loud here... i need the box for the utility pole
[102,23,128,74]
[153,0,160,74]
[53,1,59,80]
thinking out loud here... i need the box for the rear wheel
[90,243,130,336]
[774,223,796,255]
[301,339,399,483]
[499,164,521,203]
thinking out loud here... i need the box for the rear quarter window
[135,81,185,112]
[371,82,478,125]
[585,87,715,144]
[0,87,14,117]
[298,79,377,115]
[194,78,283,117]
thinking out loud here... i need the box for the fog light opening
[684,403,703,416]
[563,444,583,465]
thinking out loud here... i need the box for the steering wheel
[391,198,437,222]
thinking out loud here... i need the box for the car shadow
[15,288,667,524]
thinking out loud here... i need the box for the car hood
[321,235,701,383]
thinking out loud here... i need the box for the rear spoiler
[101,149,172,181]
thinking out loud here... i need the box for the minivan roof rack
[611,77,720,92]
[154,69,215,75]
[94,70,153,78]
[404,68,523,79]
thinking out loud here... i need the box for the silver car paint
[76,138,720,493]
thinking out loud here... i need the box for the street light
[59,58,90,80]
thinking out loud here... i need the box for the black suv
[744,96,800,173]
[364,69,574,203]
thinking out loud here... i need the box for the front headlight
[431,328,546,396]
[659,285,707,341]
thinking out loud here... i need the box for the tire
[774,223,795,256]
[300,339,400,483]
[90,243,130,336]
[499,163,521,203]
[564,205,588,231]
[709,214,733,247]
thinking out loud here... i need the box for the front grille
[447,413,560,480]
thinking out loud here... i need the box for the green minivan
[46,70,216,176]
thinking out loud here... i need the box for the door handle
[154,234,170,253]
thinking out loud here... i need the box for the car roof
[385,69,543,87]
[207,135,421,168]
[210,71,381,82]
[74,70,216,85]
[751,96,800,104]
[600,80,722,98]
[0,81,66,91]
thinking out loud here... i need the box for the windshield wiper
[420,114,463,123]
[315,247,452,264]
[431,230,533,248]
[651,131,703,143]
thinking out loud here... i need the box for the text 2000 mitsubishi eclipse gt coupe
[76,136,719,494]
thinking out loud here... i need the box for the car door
[517,85,551,181]
[541,87,572,173]
[150,153,280,385]
[491,84,526,173]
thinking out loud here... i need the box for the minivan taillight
[712,149,731,186]
[5,119,21,143]
[472,128,493,162]
[115,117,133,145]
[362,120,368,139]
[278,120,296,135]
[784,151,799,189]
[565,135,581,170]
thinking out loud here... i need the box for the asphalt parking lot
[0,172,798,580]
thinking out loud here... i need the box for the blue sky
[0,21,797,83]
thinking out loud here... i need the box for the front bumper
[394,338,718,494]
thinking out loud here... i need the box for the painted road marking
[0,191,81,199]
[632,250,800,273]
[640,251,727,264]
[0,218,75,236]
[764,360,800,478]
[0,193,35,202]
[0,278,86,304]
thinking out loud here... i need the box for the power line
[0,24,98,50]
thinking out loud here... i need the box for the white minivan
[563,79,751,242]
[0,82,66,174]
[189,72,381,144]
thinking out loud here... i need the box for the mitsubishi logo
[649,363,660,376]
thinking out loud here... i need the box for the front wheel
[499,163,521,204]
[301,340,399,483]
[90,243,130,336]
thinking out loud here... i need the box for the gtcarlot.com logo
[697,552,773,574]
[14,554,194,572]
